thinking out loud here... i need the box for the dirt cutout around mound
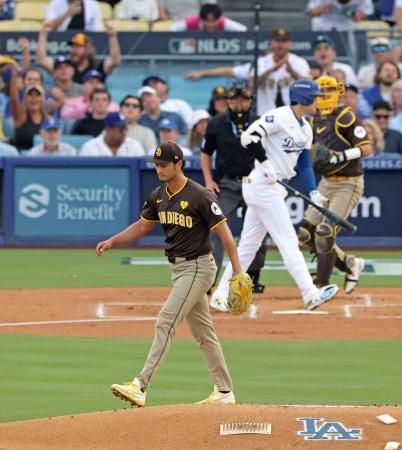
[0,404,401,449]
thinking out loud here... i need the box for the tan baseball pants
[304,175,364,261]
[137,253,233,392]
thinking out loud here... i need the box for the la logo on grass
[297,418,363,440]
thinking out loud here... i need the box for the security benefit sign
[14,168,130,236]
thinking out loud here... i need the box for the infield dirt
[1,286,401,449]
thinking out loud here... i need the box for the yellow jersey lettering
[159,210,193,228]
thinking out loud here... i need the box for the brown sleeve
[140,188,159,222]
[197,189,227,230]
[337,109,370,147]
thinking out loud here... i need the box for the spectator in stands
[186,28,310,115]
[361,61,401,113]
[342,83,368,119]
[50,56,83,98]
[357,37,402,90]
[45,0,103,31]
[118,0,159,21]
[396,0,402,26]
[189,109,210,154]
[23,69,44,89]
[80,112,145,156]
[307,0,373,31]
[158,0,208,21]
[61,69,119,121]
[72,88,111,136]
[362,119,385,156]
[313,34,358,86]
[171,3,247,32]
[0,0,15,20]
[120,95,156,152]
[10,66,46,151]
[309,61,324,80]
[36,24,121,84]
[28,117,77,156]
[207,86,228,116]
[389,79,402,131]
[137,86,187,142]
[142,75,193,128]
[148,117,192,155]
[372,100,402,154]
[0,141,18,156]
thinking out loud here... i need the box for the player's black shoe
[252,282,265,294]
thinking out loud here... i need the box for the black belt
[168,253,209,264]
[225,175,245,182]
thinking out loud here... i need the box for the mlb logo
[297,418,363,441]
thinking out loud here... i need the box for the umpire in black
[201,82,267,311]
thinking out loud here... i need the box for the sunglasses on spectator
[374,114,391,119]
[123,102,141,108]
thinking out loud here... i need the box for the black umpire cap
[227,82,253,100]
[148,142,184,164]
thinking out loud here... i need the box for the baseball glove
[227,272,253,315]
[313,142,345,175]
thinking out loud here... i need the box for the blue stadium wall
[1,156,401,248]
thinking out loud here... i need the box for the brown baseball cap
[212,86,228,99]
[69,33,90,46]
[271,27,291,41]
[148,142,184,164]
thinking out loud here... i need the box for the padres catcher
[211,80,339,311]
[298,75,371,293]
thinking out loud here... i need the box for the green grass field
[0,249,401,423]
[1,248,402,289]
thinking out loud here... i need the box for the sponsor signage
[14,167,130,236]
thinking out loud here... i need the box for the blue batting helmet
[289,79,323,106]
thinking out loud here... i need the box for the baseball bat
[277,180,358,233]
[251,0,261,117]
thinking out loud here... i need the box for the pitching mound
[0,404,401,449]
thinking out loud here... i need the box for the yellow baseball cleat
[197,385,235,405]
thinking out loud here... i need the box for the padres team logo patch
[180,201,188,209]
[155,147,162,157]
[211,202,223,215]
[354,126,367,139]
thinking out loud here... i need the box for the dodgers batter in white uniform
[210,80,339,312]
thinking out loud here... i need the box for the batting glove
[310,190,328,207]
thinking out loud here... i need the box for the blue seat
[33,134,93,152]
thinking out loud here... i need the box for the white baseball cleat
[306,284,339,310]
[344,257,365,294]
[111,377,146,407]
[197,385,235,405]
[210,294,228,312]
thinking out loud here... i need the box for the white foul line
[0,318,159,327]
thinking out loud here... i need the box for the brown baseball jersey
[312,106,370,177]
[141,178,226,258]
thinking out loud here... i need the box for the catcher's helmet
[316,75,345,114]
[289,79,323,106]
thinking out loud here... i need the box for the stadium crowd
[0,0,402,157]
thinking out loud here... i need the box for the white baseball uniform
[213,105,319,304]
